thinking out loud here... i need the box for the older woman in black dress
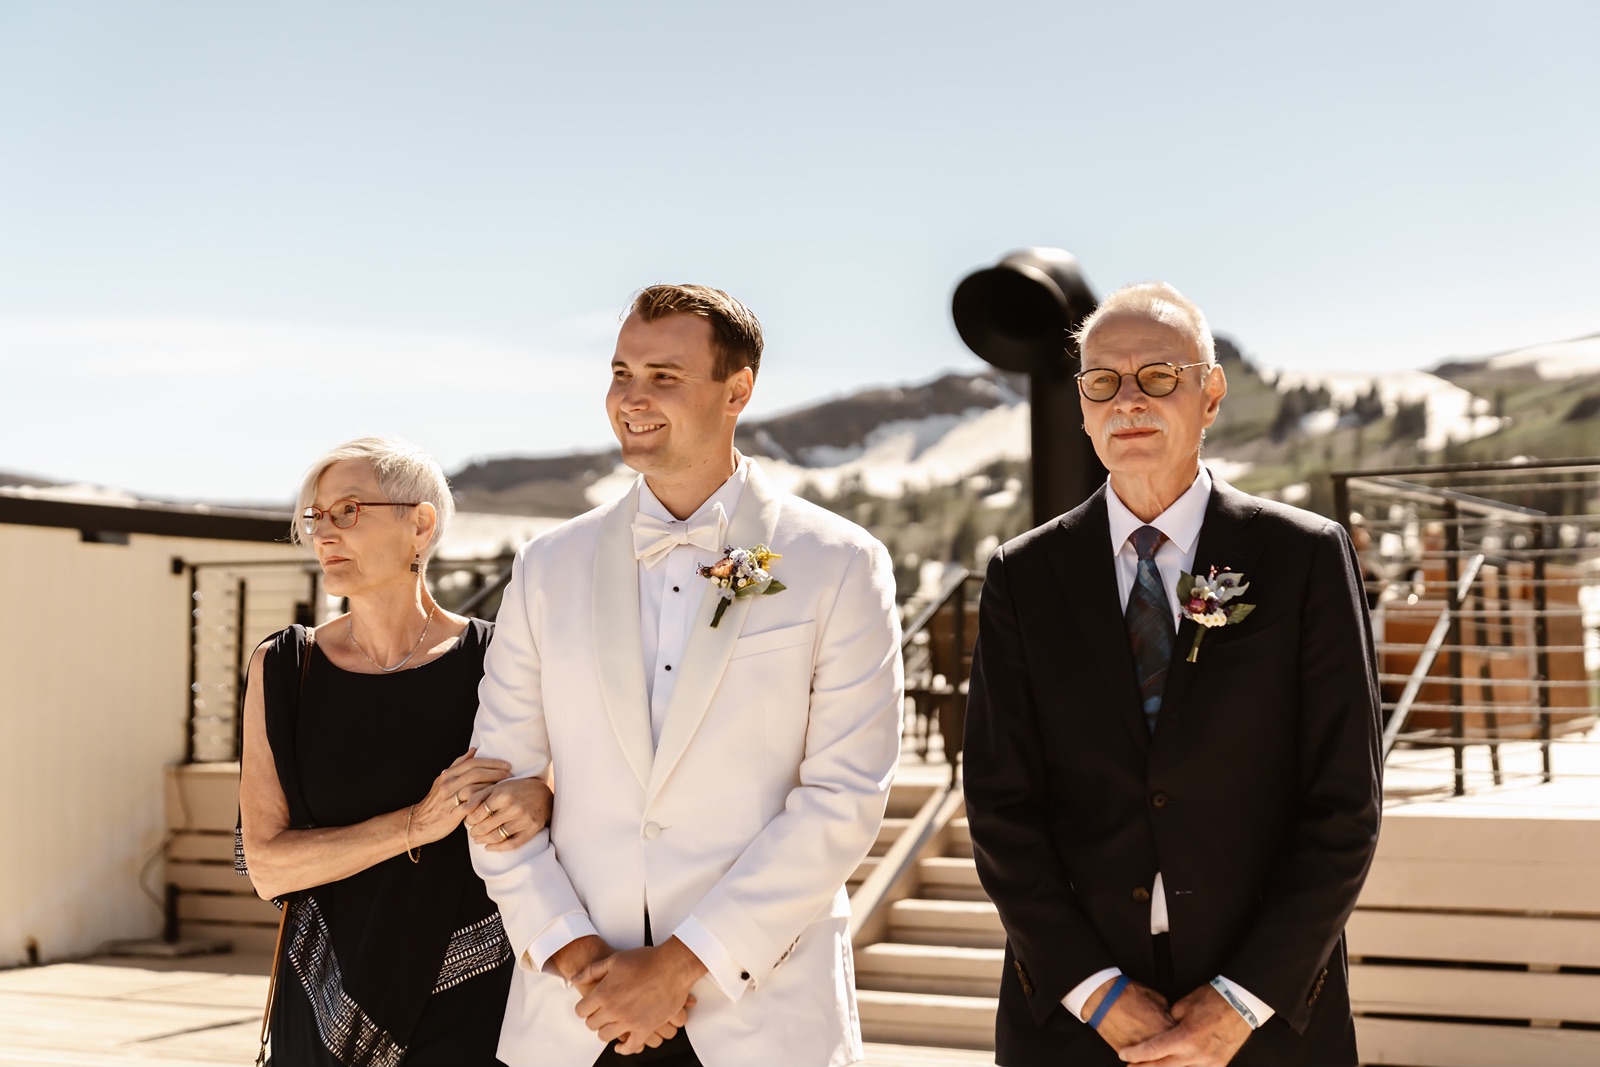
[240,437,551,1066]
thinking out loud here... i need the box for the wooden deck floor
[4,734,1594,1067]
[0,954,989,1066]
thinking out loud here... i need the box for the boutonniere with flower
[697,544,787,628]
[1176,566,1255,662]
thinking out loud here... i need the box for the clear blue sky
[3,1,1596,502]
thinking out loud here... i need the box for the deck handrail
[1380,552,1487,759]
[849,784,964,949]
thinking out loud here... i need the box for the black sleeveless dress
[246,620,511,1067]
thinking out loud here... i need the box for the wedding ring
[484,806,496,817]
[497,826,511,841]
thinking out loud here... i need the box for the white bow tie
[632,504,727,566]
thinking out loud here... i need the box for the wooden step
[947,818,971,858]
[167,831,237,864]
[177,892,279,926]
[918,856,987,901]
[888,899,1003,949]
[1357,1015,1600,1067]
[856,943,1003,998]
[870,818,914,857]
[856,989,996,1051]
[849,855,883,892]
[886,781,939,819]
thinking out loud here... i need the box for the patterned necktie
[1125,525,1173,734]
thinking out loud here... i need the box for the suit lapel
[592,485,654,792]
[1155,476,1264,727]
[1049,488,1151,755]
[645,463,784,804]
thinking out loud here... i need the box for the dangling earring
[410,551,421,575]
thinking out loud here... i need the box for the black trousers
[591,912,703,1067]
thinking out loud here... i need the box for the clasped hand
[556,936,702,1056]
[1085,977,1251,1067]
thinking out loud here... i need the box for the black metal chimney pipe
[952,248,1107,526]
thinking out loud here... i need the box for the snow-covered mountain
[450,330,1600,526]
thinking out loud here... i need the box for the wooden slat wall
[1349,807,1600,1065]
[164,764,279,950]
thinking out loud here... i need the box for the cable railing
[1333,459,1600,797]
[899,566,979,783]
[178,554,514,763]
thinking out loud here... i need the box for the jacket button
[1151,792,1169,809]
[740,970,750,981]
[643,822,662,839]
[1133,887,1151,903]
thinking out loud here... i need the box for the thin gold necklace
[348,604,437,673]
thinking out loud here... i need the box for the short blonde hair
[291,436,455,562]
[1073,281,1215,365]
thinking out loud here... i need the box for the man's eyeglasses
[1075,362,1210,403]
[300,500,418,537]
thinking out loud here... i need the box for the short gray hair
[1072,281,1216,365]
[291,436,455,562]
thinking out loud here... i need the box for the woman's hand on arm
[239,645,512,899]
[465,775,554,851]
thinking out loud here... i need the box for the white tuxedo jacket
[470,461,903,1067]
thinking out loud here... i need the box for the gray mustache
[1102,412,1168,445]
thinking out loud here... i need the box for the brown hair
[630,284,764,381]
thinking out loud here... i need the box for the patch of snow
[1483,336,1600,380]
[982,488,1019,510]
[438,512,566,559]
[1298,409,1343,436]
[1274,369,1505,452]
[0,482,141,505]
[1203,458,1254,483]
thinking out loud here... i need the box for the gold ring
[484,806,496,818]
[453,794,463,808]
[497,826,511,841]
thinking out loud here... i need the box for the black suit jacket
[963,477,1382,1066]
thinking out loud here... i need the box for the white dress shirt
[1060,466,1275,1030]
[635,458,750,999]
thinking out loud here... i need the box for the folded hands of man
[1085,977,1251,1067]
[566,935,705,1056]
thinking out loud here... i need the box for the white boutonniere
[1176,566,1255,662]
[697,543,787,628]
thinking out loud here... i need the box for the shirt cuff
[1062,967,1123,1021]
[527,912,600,978]
[672,915,750,1003]
[1212,975,1275,1029]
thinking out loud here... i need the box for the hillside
[444,332,1600,579]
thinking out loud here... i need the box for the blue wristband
[1087,974,1131,1031]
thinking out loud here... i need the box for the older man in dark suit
[963,281,1382,1066]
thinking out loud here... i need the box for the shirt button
[673,586,680,592]
[1151,792,1169,809]
[1133,887,1151,903]
[644,822,662,839]
[664,664,672,671]
[740,970,750,981]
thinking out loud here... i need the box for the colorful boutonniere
[696,544,787,628]
[1176,566,1255,662]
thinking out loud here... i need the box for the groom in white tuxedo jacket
[470,284,903,1067]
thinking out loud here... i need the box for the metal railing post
[1530,520,1553,783]
[1443,503,1465,795]
[184,562,198,764]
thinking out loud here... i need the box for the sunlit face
[606,311,752,479]
[1079,313,1226,480]
[305,459,423,597]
